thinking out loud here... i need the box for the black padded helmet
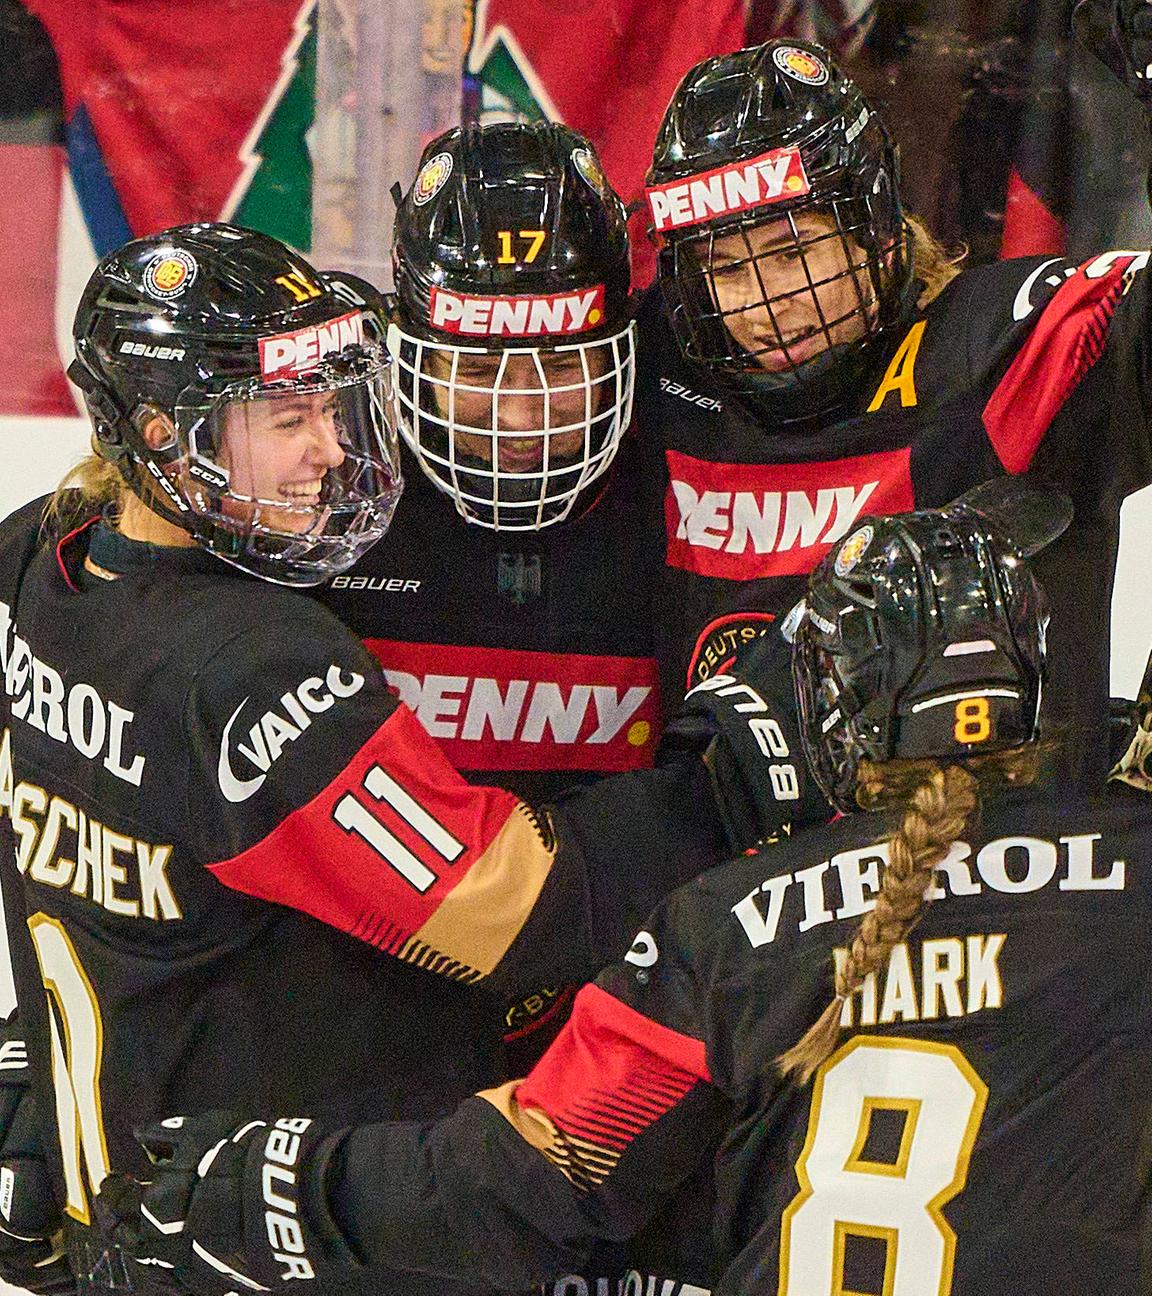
[647,39,915,424]
[789,479,1072,812]
[388,122,637,530]
[69,222,402,586]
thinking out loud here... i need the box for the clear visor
[388,321,636,531]
[162,345,403,585]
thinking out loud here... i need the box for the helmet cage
[388,320,636,531]
[667,186,907,373]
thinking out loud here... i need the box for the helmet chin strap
[113,487,197,548]
[721,335,891,429]
[719,249,920,429]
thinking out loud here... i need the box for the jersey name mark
[834,934,1006,1027]
[6,773,180,922]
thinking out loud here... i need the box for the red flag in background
[23,0,314,248]
[465,0,747,286]
[1,0,71,414]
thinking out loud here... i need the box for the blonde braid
[776,761,979,1083]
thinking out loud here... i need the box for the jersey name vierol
[0,598,145,786]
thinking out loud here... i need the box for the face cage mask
[388,321,637,531]
[159,347,403,586]
[667,197,911,417]
[793,624,865,813]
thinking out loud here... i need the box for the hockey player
[107,483,1152,1296]
[321,121,660,823]
[0,222,744,1295]
[322,121,721,1295]
[635,7,1152,793]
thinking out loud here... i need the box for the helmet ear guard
[791,482,1071,812]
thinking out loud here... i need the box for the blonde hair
[776,745,1044,1084]
[907,213,965,307]
[43,447,125,535]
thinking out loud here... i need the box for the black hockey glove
[0,1015,73,1295]
[96,1113,352,1296]
[1073,1,1152,103]
[659,622,833,853]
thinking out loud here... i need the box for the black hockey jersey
[0,496,723,1295]
[636,253,1152,785]
[319,435,666,809]
[328,785,1152,1296]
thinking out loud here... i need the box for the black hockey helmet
[788,479,1071,812]
[388,122,637,530]
[69,222,402,586]
[647,39,915,424]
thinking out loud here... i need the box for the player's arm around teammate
[105,483,1152,1296]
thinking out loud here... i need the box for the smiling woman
[0,217,738,1296]
[55,225,403,585]
[704,210,882,373]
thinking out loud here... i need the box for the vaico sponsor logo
[646,147,810,235]
[364,640,659,772]
[664,447,915,580]
[258,310,364,380]
[429,285,605,337]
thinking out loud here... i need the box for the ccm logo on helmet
[429,286,606,337]
[259,310,365,381]
[646,146,810,234]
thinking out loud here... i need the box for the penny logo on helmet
[413,152,454,206]
[428,285,605,337]
[645,147,810,234]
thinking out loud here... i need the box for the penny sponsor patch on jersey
[664,447,915,580]
[364,639,660,772]
[646,146,810,234]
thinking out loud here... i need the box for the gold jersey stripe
[412,806,556,978]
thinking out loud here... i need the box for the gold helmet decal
[413,152,454,206]
[772,45,830,87]
[572,147,609,197]
[834,524,874,576]
[143,250,198,300]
